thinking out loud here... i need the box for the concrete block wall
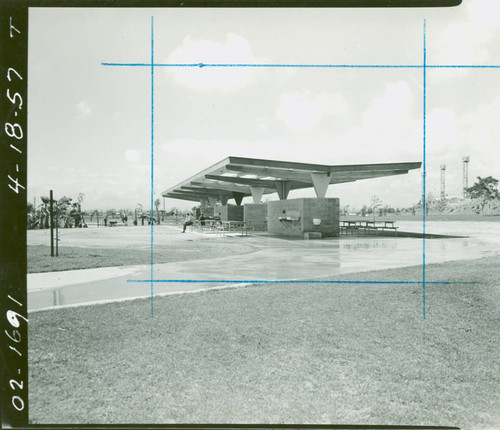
[244,203,268,231]
[214,204,244,221]
[267,198,339,238]
[267,199,305,238]
[302,198,339,237]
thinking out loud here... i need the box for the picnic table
[106,218,121,227]
[340,220,398,236]
[196,219,222,233]
[219,221,252,236]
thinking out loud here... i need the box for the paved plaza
[27,223,500,312]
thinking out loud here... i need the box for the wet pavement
[28,222,500,312]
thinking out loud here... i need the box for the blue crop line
[159,63,424,68]
[101,62,422,68]
[101,62,422,69]
[422,19,427,320]
[126,279,476,285]
[427,65,500,68]
[150,16,155,317]
[101,62,500,69]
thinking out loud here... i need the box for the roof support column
[275,181,292,200]
[250,187,265,204]
[200,198,209,208]
[310,173,330,198]
[219,194,228,205]
[208,197,217,207]
[232,192,245,206]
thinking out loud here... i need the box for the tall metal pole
[462,156,470,198]
[49,190,54,257]
[440,165,446,200]
[55,208,59,257]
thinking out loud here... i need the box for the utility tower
[440,165,446,200]
[462,156,470,198]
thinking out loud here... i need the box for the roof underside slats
[162,156,422,203]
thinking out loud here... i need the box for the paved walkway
[28,227,499,312]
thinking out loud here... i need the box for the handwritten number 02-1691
[4,13,27,419]
[5,299,28,412]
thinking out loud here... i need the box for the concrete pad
[28,221,500,312]
[28,224,221,249]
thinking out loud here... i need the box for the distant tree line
[27,193,86,229]
[339,176,500,217]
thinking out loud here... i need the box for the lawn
[27,241,258,273]
[28,256,500,427]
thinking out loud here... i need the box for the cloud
[166,33,263,91]
[275,91,347,132]
[327,81,421,164]
[76,100,93,118]
[361,81,414,130]
[124,149,142,163]
[433,0,500,66]
[427,107,460,157]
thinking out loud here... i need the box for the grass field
[27,241,258,273]
[28,256,500,427]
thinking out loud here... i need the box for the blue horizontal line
[102,62,500,69]
[126,279,475,285]
[427,65,500,69]
[102,63,152,67]
[102,62,422,69]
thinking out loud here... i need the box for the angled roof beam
[329,162,421,173]
[331,169,409,178]
[168,191,214,199]
[204,174,309,188]
[164,193,203,202]
[161,156,232,195]
[331,170,410,183]
[190,181,251,194]
[228,156,331,172]
[225,165,314,183]
[180,186,231,196]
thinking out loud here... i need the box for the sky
[27,1,500,211]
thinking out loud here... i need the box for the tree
[27,202,36,229]
[55,196,73,227]
[466,176,500,216]
[39,196,50,229]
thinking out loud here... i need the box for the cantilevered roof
[162,156,422,204]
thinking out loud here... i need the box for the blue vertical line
[422,19,427,320]
[150,16,155,317]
